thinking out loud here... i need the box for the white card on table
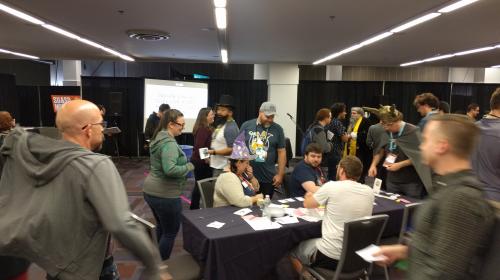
[206,221,225,229]
[295,197,305,201]
[233,208,252,216]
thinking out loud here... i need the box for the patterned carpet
[28,157,404,280]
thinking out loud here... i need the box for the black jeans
[259,182,275,199]
[190,161,212,209]
[312,250,338,271]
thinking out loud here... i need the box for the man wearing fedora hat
[210,94,240,177]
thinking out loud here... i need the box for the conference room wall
[0,59,50,86]
[0,74,18,120]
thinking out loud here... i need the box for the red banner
[50,95,81,112]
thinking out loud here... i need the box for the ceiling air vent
[126,30,171,41]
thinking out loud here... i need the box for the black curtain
[297,81,383,154]
[82,77,144,157]
[208,79,268,126]
[39,86,81,126]
[384,82,451,125]
[0,74,18,119]
[450,83,500,115]
[17,86,41,127]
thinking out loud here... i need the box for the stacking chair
[398,202,422,244]
[197,177,218,208]
[131,213,202,280]
[303,214,389,280]
[478,213,500,280]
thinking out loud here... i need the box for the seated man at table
[290,156,374,276]
[213,132,263,207]
[290,143,327,197]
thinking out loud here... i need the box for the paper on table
[206,221,225,229]
[355,244,387,263]
[278,199,289,203]
[233,208,252,216]
[275,216,299,224]
[268,203,284,208]
[298,215,321,222]
[295,197,305,201]
[285,198,295,202]
[242,215,282,231]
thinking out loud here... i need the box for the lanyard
[389,122,405,152]
[238,174,256,192]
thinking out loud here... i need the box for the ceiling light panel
[390,13,441,33]
[0,48,39,60]
[0,3,45,25]
[215,7,227,29]
[438,0,479,13]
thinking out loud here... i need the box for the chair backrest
[285,137,293,166]
[131,212,158,246]
[282,172,292,198]
[197,177,217,208]
[478,213,500,280]
[398,202,422,244]
[37,126,61,139]
[334,214,389,279]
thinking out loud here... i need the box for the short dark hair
[428,114,480,159]
[467,103,479,112]
[330,103,346,118]
[305,143,323,155]
[413,92,439,109]
[159,103,170,113]
[490,88,500,110]
[438,101,450,114]
[338,156,363,181]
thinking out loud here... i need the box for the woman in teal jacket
[143,109,194,260]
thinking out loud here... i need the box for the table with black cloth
[182,196,412,280]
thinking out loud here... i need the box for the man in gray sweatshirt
[0,100,164,279]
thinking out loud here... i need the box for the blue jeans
[143,194,182,260]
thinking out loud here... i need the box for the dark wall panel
[0,59,50,86]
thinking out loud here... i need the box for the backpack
[300,124,322,155]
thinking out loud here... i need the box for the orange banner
[50,95,81,112]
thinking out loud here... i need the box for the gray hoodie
[0,128,161,279]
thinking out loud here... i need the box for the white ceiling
[1,0,500,67]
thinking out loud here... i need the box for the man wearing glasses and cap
[240,101,286,198]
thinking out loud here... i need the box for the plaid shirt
[326,118,346,156]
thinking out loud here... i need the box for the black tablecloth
[182,197,411,280]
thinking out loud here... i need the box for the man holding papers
[290,156,374,275]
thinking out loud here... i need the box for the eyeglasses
[381,122,394,127]
[82,121,108,130]
[173,121,185,128]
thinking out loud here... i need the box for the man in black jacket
[145,103,170,141]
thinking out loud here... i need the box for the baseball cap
[259,102,277,116]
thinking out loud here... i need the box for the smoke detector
[126,30,171,41]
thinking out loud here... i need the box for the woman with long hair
[190,107,215,209]
[143,109,194,260]
[213,132,263,207]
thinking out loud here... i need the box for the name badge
[242,181,249,188]
[383,153,397,167]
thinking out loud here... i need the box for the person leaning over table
[213,131,263,208]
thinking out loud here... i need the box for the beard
[213,115,228,127]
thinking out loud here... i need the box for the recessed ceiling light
[215,7,227,29]
[213,0,227,8]
[390,13,441,33]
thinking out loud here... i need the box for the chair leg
[383,266,390,280]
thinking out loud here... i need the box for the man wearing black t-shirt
[290,143,327,197]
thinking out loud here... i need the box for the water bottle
[264,195,271,209]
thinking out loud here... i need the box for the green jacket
[143,130,194,198]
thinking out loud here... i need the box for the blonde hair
[378,105,403,123]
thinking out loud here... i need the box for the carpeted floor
[28,157,405,280]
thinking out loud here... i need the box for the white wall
[485,68,500,83]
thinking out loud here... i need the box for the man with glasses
[368,105,431,199]
[240,101,286,198]
[0,100,165,279]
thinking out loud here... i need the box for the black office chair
[131,213,202,280]
[285,137,293,167]
[398,202,422,244]
[303,214,389,280]
[478,213,500,280]
[197,177,217,208]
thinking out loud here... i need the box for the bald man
[0,100,164,279]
